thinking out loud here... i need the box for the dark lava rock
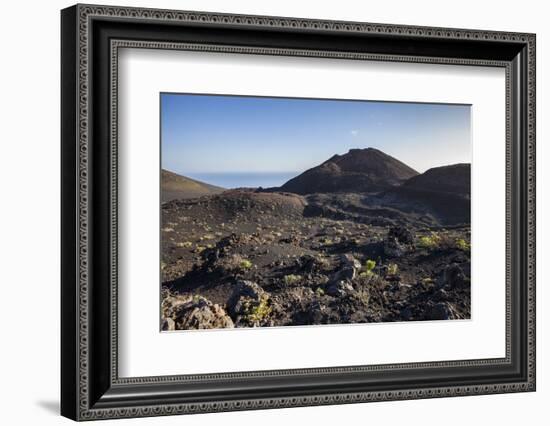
[228,280,276,327]
[280,235,301,244]
[383,236,407,258]
[329,293,371,322]
[162,294,234,330]
[331,267,356,283]
[427,302,461,320]
[443,263,468,289]
[340,253,362,270]
[400,307,413,321]
[327,254,361,287]
[296,254,327,273]
[306,300,329,324]
[388,226,415,245]
[326,280,354,297]
[434,289,450,301]
[383,226,415,258]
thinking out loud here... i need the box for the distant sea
[186,172,299,189]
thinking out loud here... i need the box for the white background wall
[0,0,546,424]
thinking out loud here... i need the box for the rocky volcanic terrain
[161,148,471,331]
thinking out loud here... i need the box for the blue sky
[161,93,471,177]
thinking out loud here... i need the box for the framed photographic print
[61,4,536,421]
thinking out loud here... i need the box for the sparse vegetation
[418,232,441,249]
[243,296,272,323]
[175,241,193,248]
[239,259,253,270]
[455,238,471,252]
[283,274,302,285]
[417,232,471,253]
[387,263,399,275]
[365,259,376,273]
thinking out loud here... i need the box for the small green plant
[246,296,272,322]
[358,259,377,279]
[194,245,206,254]
[365,259,376,273]
[455,238,471,252]
[175,241,193,248]
[315,287,325,297]
[239,259,253,270]
[283,274,302,285]
[418,232,441,249]
[387,263,399,275]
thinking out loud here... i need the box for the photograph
[57,4,536,420]
[160,93,472,331]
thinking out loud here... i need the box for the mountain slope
[279,148,418,194]
[161,169,225,202]
[401,163,470,196]
[379,163,471,225]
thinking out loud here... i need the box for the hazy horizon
[161,93,471,187]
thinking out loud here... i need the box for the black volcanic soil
[161,189,471,330]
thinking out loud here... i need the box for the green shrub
[455,238,471,252]
[283,274,301,285]
[246,296,272,322]
[239,259,253,270]
[418,233,441,249]
[365,259,376,273]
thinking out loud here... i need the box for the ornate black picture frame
[61,4,536,421]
